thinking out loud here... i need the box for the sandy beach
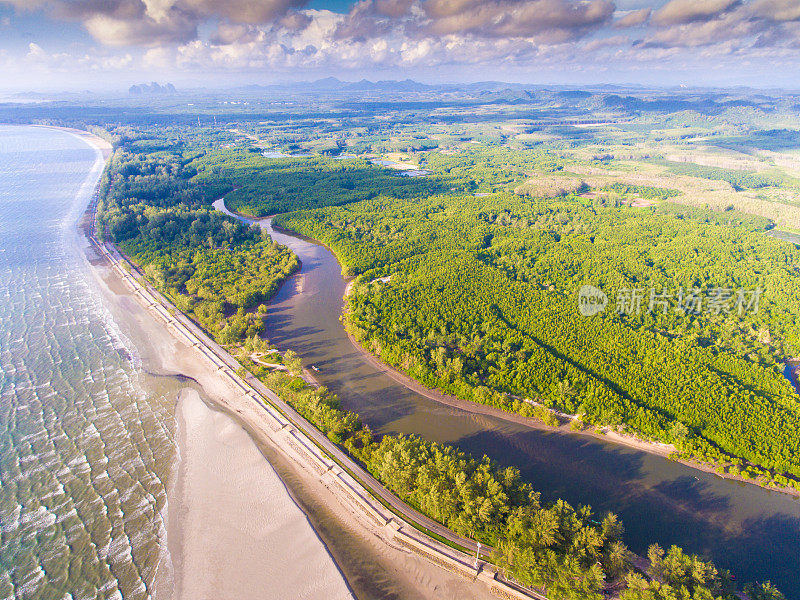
[67,129,356,600]
[38,125,114,159]
[169,389,354,600]
[89,255,511,600]
[85,249,358,600]
[86,236,515,600]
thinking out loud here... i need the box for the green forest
[651,159,799,191]
[246,358,767,600]
[191,149,454,216]
[186,144,571,218]
[79,89,800,598]
[275,191,800,488]
[96,145,298,344]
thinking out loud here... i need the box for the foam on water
[0,126,177,599]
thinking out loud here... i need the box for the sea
[0,126,178,599]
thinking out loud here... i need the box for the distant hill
[229,78,621,97]
[129,82,176,96]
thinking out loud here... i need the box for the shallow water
[214,201,800,598]
[0,126,184,600]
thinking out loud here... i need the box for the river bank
[342,325,677,457]
[341,275,679,459]
[87,189,539,597]
[347,299,800,499]
[89,236,543,600]
[343,312,800,499]
[246,207,800,597]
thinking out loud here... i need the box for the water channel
[215,200,800,596]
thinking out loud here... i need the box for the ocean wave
[0,126,179,599]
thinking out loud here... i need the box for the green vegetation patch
[244,362,753,600]
[603,182,682,200]
[97,143,299,347]
[190,149,455,216]
[277,193,800,481]
[653,159,798,190]
[122,233,298,344]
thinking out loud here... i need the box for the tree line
[247,359,781,600]
[96,130,298,346]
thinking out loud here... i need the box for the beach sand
[169,388,354,600]
[89,247,505,600]
[38,125,113,159]
[83,263,353,600]
[70,128,509,600]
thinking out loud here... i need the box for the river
[213,201,800,597]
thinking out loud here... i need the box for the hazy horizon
[5,76,800,98]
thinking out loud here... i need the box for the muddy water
[214,200,800,597]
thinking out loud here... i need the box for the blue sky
[307,0,353,12]
[1,0,799,92]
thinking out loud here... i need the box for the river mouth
[214,200,800,598]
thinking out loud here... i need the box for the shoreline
[83,194,535,596]
[67,131,357,600]
[89,238,538,600]
[35,124,114,159]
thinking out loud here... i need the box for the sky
[1,0,800,92]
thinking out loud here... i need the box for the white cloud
[18,41,136,74]
[420,0,615,40]
[1,0,309,46]
[2,0,800,86]
[614,8,651,27]
[183,0,307,24]
[652,0,740,25]
[114,0,800,76]
[582,34,630,50]
[751,0,800,22]
[26,42,47,60]
[83,12,198,46]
